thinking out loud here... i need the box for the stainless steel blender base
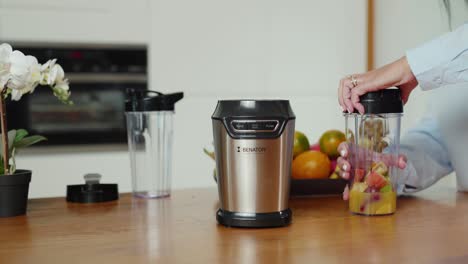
[216,209,292,228]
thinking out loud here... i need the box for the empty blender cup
[344,89,403,215]
[125,90,183,198]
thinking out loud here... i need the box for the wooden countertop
[1,185,468,264]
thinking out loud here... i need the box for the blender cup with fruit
[344,89,403,216]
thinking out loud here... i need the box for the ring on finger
[349,75,358,88]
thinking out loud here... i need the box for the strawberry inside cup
[365,171,388,190]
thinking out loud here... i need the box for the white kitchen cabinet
[0,0,149,44]
[149,0,367,97]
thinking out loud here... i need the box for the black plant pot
[0,170,31,217]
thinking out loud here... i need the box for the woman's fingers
[350,86,367,114]
[337,156,351,180]
[343,185,349,200]
[398,155,407,169]
[339,170,350,180]
[339,76,366,113]
[338,142,349,158]
[372,151,407,170]
[337,156,351,172]
[342,79,354,113]
[336,157,351,180]
[338,79,345,111]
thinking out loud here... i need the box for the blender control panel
[222,117,290,139]
[230,120,279,132]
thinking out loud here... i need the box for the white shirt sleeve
[397,114,454,194]
[405,23,468,90]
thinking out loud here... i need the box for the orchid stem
[0,91,9,175]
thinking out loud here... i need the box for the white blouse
[406,22,468,90]
[399,23,468,193]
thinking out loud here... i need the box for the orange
[292,150,331,179]
[319,130,346,159]
[293,131,310,158]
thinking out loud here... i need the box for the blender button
[250,123,260,130]
[232,122,247,130]
[262,121,278,130]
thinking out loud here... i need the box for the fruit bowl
[290,178,347,196]
[290,129,347,196]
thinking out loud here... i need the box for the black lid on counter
[125,89,184,112]
[354,89,403,114]
[66,174,118,203]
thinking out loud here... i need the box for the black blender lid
[66,173,118,203]
[211,100,296,120]
[354,89,403,114]
[125,89,184,112]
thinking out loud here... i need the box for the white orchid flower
[55,79,69,91]
[39,59,56,86]
[51,78,71,104]
[40,58,56,72]
[47,63,65,86]
[8,51,41,100]
[0,44,13,89]
[0,43,72,104]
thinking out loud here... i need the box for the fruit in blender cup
[349,170,396,215]
[358,137,373,149]
[349,190,396,215]
[371,162,388,176]
[375,140,389,152]
[352,182,368,192]
[354,168,366,182]
[350,160,396,215]
[379,184,392,193]
[365,172,387,189]
[349,116,397,215]
[346,129,354,142]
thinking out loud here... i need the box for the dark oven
[6,45,147,145]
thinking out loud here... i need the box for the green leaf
[203,148,215,160]
[14,135,47,149]
[14,129,28,143]
[7,130,16,150]
[0,130,16,156]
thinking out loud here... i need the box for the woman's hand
[338,56,418,114]
[336,142,408,200]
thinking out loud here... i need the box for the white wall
[8,0,368,198]
[0,0,149,44]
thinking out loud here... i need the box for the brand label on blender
[237,146,267,153]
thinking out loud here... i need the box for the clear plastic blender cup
[125,90,183,198]
[344,89,403,215]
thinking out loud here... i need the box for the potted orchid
[0,43,71,217]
